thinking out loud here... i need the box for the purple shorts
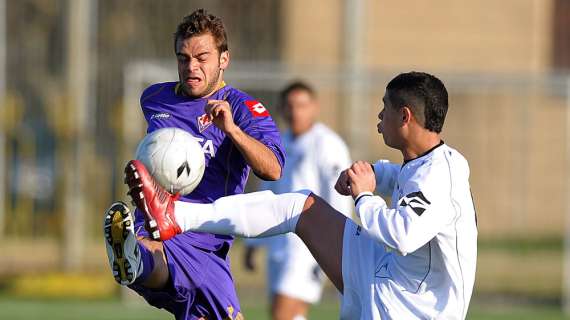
[129,233,242,320]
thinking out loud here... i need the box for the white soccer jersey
[251,123,352,302]
[341,142,477,319]
[263,123,352,215]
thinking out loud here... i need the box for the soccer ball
[135,127,205,195]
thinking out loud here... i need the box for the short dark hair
[386,71,448,133]
[174,9,228,54]
[279,81,316,107]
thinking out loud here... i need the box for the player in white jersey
[124,71,478,319]
[244,81,352,320]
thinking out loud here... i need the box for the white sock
[174,190,311,238]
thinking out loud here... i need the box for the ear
[401,106,413,125]
[219,51,230,70]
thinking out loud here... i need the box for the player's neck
[290,122,315,138]
[200,79,226,99]
[401,134,442,162]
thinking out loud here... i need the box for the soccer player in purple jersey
[103,9,285,320]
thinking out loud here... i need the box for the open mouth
[185,76,202,86]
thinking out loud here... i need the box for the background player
[103,9,285,320]
[244,81,351,320]
[125,71,478,319]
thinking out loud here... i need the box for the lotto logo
[245,100,269,117]
[151,112,170,120]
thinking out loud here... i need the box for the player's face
[175,33,229,98]
[378,92,403,148]
[283,89,319,136]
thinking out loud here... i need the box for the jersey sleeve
[372,160,400,197]
[355,163,456,256]
[139,83,167,132]
[230,95,286,176]
[318,135,353,217]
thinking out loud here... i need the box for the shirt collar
[403,140,444,165]
[175,81,227,97]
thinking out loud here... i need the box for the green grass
[0,298,568,319]
[468,304,569,320]
[0,236,568,319]
[477,236,563,253]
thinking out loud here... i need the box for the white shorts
[340,219,387,320]
[266,233,326,304]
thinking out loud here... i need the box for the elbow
[394,237,415,256]
[266,172,281,181]
[261,166,282,181]
[395,244,410,256]
[256,165,282,181]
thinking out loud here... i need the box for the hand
[206,99,238,134]
[243,246,256,272]
[346,161,376,199]
[335,169,352,196]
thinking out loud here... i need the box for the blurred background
[0,0,569,319]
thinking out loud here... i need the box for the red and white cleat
[124,159,182,241]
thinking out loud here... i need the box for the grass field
[0,298,568,320]
[0,237,567,319]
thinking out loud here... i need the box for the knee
[139,238,169,289]
[302,193,319,211]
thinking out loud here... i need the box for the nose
[378,110,384,120]
[188,58,200,72]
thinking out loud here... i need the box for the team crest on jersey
[245,100,269,117]
[197,113,213,132]
[399,191,431,216]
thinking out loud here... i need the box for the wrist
[225,124,241,137]
[354,191,373,205]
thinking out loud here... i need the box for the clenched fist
[206,99,238,134]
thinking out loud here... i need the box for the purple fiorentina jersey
[134,81,285,250]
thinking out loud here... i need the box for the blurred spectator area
[0,0,569,304]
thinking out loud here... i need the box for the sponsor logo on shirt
[245,100,269,117]
[399,191,431,216]
[192,137,216,158]
[197,113,213,132]
[150,112,170,120]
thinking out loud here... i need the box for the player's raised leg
[125,159,347,292]
[295,194,346,292]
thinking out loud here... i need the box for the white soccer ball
[135,127,205,196]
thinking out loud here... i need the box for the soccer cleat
[103,201,142,285]
[124,159,181,241]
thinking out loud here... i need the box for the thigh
[164,238,242,320]
[131,238,242,320]
[295,194,347,293]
